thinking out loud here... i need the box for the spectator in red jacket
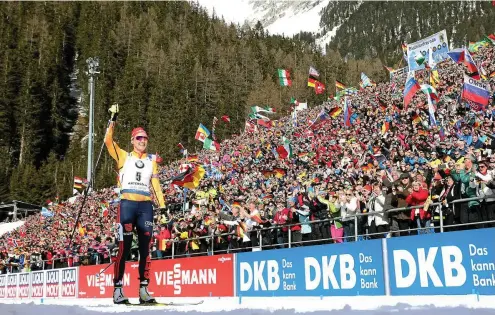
[406,181,430,235]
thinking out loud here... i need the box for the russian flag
[403,77,420,109]
[447,48,479,76]
[343,97,352,127]
[462,76,490,107]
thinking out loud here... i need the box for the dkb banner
[387,228,495,295]
[236,240,385,296]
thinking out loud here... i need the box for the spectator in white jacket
[340,189,359,242]
[366,183,392,239]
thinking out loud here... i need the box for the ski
[123,300,204,307]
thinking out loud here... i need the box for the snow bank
[1,295,494,314]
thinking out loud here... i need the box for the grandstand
[0,35,494,278]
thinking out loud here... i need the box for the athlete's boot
[113,281,130,304]
[139,280,157,304]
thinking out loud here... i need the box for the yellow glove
[108,104,119,121]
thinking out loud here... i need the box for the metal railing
[154,194,495,259]
[6,195,494,271]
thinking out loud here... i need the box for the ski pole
[68,120,111,248]
[95,261,115,278]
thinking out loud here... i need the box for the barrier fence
[1,227,495,299]
[5,195,495,268]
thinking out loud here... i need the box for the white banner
[407,30,449,71]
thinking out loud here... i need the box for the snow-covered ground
[1,295,495,314]
[0,220,25,237]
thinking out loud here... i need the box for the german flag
[412,113,422,124]
[171,165,205,189]
[378,99,387,111]
[261,170,273,178]
[329,107,342,118]
[381,121,390,135]
[232,201,241,208]
[251,212,268,225]
[298,152,309,158]
[273,168,286,178]
[255,149,263,159]
[417,130,429,137]
[187,154,198,163]
[262,194,273,200]
[335,80,346,90]
[236,222,250,241]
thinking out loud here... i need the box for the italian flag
[203,138,220,151]
[290,97,299,105]
[277,69,292,86]
[264,106,275,113]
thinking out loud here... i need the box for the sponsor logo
[6,275,16,298]
[218,256,232,263]
[46,270,60,284]
[154,263,217,295]
[31,272,44,286]
[135,160,145,169]
[62,269,77,283]
[19,274,29,286]
[0,275,6,298]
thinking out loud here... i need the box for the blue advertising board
[235,240,385,296]
[387,228,495,295]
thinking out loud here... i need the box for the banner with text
[236,240,385,296]
[387,228,495,295]
[390,67,408,81]
[78,254,234,298]
[407,30,449,71]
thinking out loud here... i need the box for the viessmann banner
[387,228,495,295]
[78,254,234,298]
[236,240,385,296]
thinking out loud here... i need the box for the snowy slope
[195,0,331,38]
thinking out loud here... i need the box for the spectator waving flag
[427,93,437,127]
[195,123,210,143]
[447,49,480,79]
[309,66,319,78]
[308,66,324,94]
[277,69,292,86]
[73,176,87,190]
[335,80,346,90]
[360,72,375,88]
[203,138,220,151]
[462,75,490,108]
[403,77,420,110]
[171,165,205,189]
[343,97,352,127]
[420,84,439,103]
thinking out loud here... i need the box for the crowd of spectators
[1,42,495,273]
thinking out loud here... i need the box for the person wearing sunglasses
[105,104,165,304]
